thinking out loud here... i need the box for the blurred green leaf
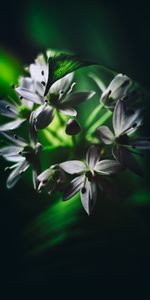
[45,51,95,95]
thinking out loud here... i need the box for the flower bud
[65,119,81,135]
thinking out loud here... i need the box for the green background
[0,0,150,292]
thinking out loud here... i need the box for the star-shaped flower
[0,113,42,189]
[16,69,94,130]
[91,73,132,110]
[37,166,66,194]
[96,100,150,176]
[59,145,120,215]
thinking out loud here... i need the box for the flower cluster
[0,51,150,215]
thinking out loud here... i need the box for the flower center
[86,170,95,181]
[48,93,60,108]
[115,134,129,146]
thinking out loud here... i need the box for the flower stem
[43,145,68,151]
[87,110,112,136]
[85,103,104,128]
[56,111,65,127]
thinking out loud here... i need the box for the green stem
[56,111,65,127]
[43,145,68,151]
[85,103,104,128]
[50,128,65,143]
[87,110,112,136]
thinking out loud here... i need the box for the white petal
[19,77,33,91]
[59,160,86,174]
[0,146,22,157]
[6,160,29,189]
[0,100,18,118]
[3,155,25,162]
[59,107,77,117]
[0,131,27,147]
[86,145,100,170]
[50,73,74,96]
[113,100,125,136]
[95,159,121,174]
[63,175,84,200]
[102,74,130,101]
[61,91,95,107]
[80,178,92,215]
[0,119,25,131]
[96,126,114,144]
[121,109,142,135]
[29,64,48,84]
[16,87,43,104]
[37,168,53,182]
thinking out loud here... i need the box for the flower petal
[3,155,25,162]
[50,73,74,96]
[19,77,33,90]
[32,159,41,190]
[86,145,100,170]
[80,178,94,215]
[96,126,114,144]
[0,131,27,147]
[59,160,86,174]
[121,109,143,135]
[63,175,84,200]
[113,145,143,176]
[113,100,125,136]
[0,119,25,131]
[101,74,130,103]
[95,159,121,175]
[61,91,95,107]
[35,106,54,130]
[16,87,42,104]
[129,137,150,149]
[0,100,18,118]
[0,146,22,157]
[59,107,77,117]
[6,160,29,189]
[29,63,48,84]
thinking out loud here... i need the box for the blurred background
[0,0,150,291]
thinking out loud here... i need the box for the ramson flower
[0,116,42,189]
[96,100,150,176]
[37,166,66,194]
[59,145,120,215]
[92,73,131,110]
[16,69,95,130]
[0,98,29,131]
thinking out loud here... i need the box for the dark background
[1,0,150,294]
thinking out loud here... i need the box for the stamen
[20,96,23,100]
[41,81,46,86]
[41,70,44,76]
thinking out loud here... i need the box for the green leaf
[44,52,95,96]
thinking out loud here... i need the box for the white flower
[0,118,42,189]
[16,69,95,130]
[37,166,66,194]
[91,73,131,110]
[96,100,150,176]
[59,145,120,215]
